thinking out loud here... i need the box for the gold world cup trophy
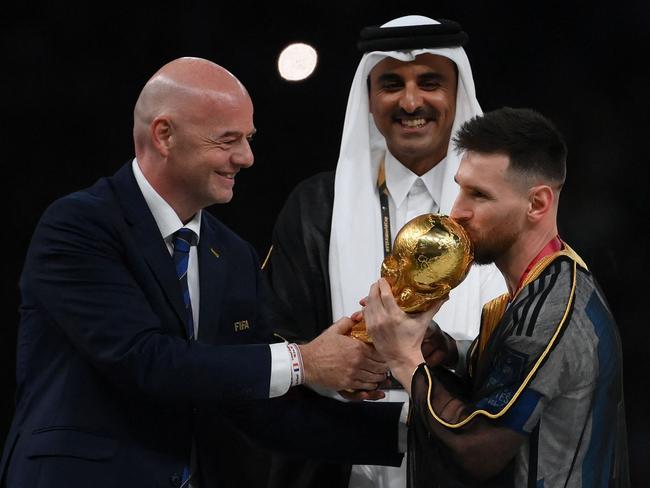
[349,214,474,343]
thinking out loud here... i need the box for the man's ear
[151,116,173,157]
[527,185,554,222]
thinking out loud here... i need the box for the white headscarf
[329,15,505,338]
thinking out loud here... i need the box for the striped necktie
[172,227,197,340]
[172,228,197,486]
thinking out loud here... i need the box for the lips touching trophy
[349,214,474,343]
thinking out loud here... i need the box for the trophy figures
[349,214,474,343]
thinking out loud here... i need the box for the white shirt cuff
[268,342,292,398]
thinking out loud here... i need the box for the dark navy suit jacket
[0,163,403,488]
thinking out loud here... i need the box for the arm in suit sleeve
[211,386,404,467]
[23,193,272,406]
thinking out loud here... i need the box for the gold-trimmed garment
[416,244,587,429]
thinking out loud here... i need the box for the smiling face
[368,53,458,175]
[165,90,256,208]
[134,58,258,222]
[450,151,528,265]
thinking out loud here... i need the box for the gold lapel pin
[210,247,220,258]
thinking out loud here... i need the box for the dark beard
[472,227,519,265]
[474,247,501,265]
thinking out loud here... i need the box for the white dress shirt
[384,150,445,234]
[350,150,507,488]
[348,152,445,488]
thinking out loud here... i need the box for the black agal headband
[357,19,468,53]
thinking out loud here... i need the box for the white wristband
[287,343,304,387]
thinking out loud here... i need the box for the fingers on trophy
[349,214,474,343]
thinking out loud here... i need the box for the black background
[2,1,648,484]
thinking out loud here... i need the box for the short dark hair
[453,107,567,187]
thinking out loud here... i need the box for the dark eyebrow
[376,73,403,84]
[455,175,492,195]
[418,72,444,83]
[470,183,493,197]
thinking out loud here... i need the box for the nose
[450,197,472,222]
[232,138,254,168]
[399,82,423,114]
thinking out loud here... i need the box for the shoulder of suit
[44,176,116,219]
[201,210,253,251]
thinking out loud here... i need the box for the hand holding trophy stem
[349,213,474,344]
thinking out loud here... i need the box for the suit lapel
[196,214,227,343]
[133,221,188,332]
[109,163,188,334]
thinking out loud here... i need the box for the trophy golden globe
[349,214,474,343]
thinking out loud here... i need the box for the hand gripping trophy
[349,214,474,343]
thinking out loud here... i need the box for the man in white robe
[264,15,507,488]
